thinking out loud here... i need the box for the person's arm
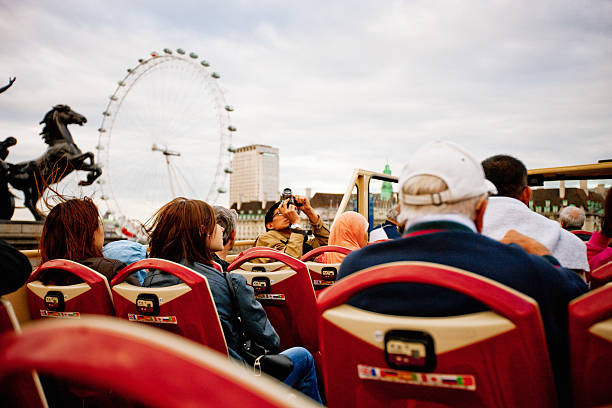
[586,230,612,271]
[230,273,280,352]
[0,239,31,295]
[293,195,330,248]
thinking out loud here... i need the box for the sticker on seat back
[128,314,177,324]
[254,294,285,300]
[357,364,475,391]
[312,280,334,286]
[40,310,80,319]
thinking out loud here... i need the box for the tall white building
[230,144,279,206]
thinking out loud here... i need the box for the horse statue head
[39,104,87,146]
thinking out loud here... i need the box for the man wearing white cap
[337,141,587,402]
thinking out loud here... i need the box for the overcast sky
[1,0,611,221]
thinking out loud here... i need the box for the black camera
[281,188,302,207]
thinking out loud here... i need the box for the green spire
[381,163,393,200]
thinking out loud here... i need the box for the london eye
[95,48,237,222]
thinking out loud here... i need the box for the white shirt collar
[404,213,477,232]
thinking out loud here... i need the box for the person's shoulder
[82,257,126,272]
[338,239,400,278]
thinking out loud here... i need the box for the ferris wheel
[95,48,237,222]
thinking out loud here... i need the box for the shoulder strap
[223,272,247,337]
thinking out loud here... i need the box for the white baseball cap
[400,141,497,205]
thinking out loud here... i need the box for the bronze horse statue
[1,105,102,220]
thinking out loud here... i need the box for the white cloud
[1,0,611,221]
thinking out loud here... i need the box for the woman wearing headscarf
[325,211,369,264]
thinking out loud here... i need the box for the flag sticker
[357,365,475,391]
[255,294,286,300]
[312,280,334,286]
[40,310,80,319]
[128,314,178,324]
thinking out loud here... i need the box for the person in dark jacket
[143,197,322,403]
[0,238,31,295]
[38,197,136,285]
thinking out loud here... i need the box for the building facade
[229,144,279,207]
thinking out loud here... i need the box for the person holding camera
[253,191,329,263]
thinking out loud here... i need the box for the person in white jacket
[481,154,589,273]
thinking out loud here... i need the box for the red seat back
[569,283,612,408]
[590,261,612,290]
[0,299,48,407]
[228,249,318,354]
[26,259,114,320]
[301,246,351,292]
[0,316,319,408]
[317,261,557,408]
[111,258,227,355]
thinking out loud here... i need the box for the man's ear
[519,186,531,206]
[265,222,274,230]
[475,197,488,233]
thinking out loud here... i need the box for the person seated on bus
[38,198,138,286]
[212,205,238,271]
[337,141,587,403]
[587,188,612,270]
[252,196,329,263]
[0,238,31,295]
[102,240,147,285]
[481,154,589,273]
[321,211,368,264]
[559,206,590,241]
[369,205,402,242]
[142,198,322,403]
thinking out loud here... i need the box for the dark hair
[147,197,216,265]
[40,197,102,263]
[481,155,528,199]
[264,201,282,230]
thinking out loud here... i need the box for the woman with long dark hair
[39,197,132,285]
[144,198,322,403]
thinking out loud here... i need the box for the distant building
[530,187,607,231]
[230,144,279,207]
[230,200,276,241]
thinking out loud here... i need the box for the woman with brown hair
[39,197,131,285]
[144,197,322,404]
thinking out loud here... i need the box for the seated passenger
[587,188,612,270]
[143,198,322,403]
[102,240,147,285]
[38,198,138,285]
[253,195,329,263]
[337,141,587,403]
[481,155,589,272]
[0,238,31,295]
[369,205,402,242]
[323,211,368,264]
[212,205,238,271]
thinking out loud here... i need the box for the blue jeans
[280,347,322,404]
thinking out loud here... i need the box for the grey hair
[386,205,400,222]
[398,175,486,226]
[213,206,238,245]
[559,206,585,229]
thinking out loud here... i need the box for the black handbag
[224,272,294,381]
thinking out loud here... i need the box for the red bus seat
[26,259,114,320]
[228,249,318,355]
[0,316,319,408]
[0,299,48,408]
[111,258,227,355]
[301,246,352,292]
[317,261,557,408]
[569,283,612,408]
[590,261,612,290]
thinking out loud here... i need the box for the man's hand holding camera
[291,195,318,224]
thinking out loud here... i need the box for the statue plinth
[0,220,44,250]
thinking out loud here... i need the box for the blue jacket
[338,220,588,402]
[143,260,280,362]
